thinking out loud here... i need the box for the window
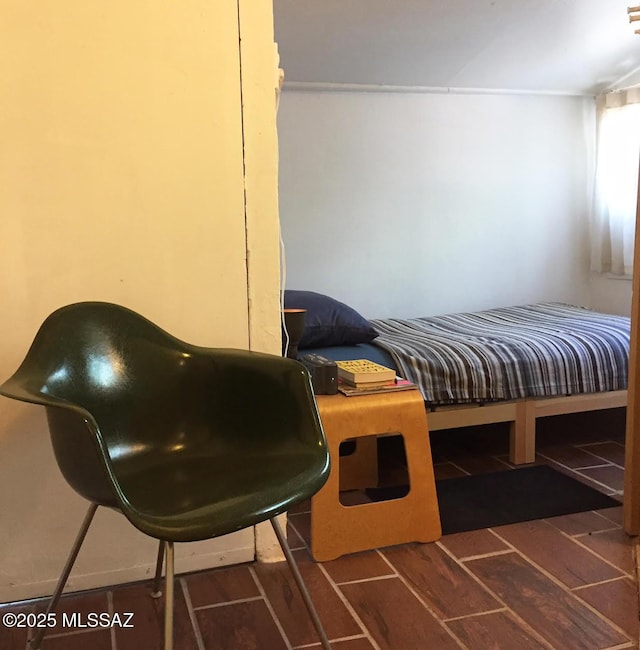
[591,90,640,277]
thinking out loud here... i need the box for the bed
[286,291,630,464]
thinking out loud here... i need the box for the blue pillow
[284,290,379,349]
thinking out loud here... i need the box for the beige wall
[0,1,281,601]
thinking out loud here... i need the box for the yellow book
[335,359,396,384]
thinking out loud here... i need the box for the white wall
[278,89,595,319]
[590,274,632,316]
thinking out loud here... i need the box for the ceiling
[273,0,640,95]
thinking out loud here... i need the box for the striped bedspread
[370,303,630,405]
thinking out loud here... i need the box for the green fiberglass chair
[0,302,332,650]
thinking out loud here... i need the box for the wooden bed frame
[427,390,628,465]
[337,389,628,496]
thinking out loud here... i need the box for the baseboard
[0,545,255,604]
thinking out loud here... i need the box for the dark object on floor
[366,465,620,535]
[0,302,332,650]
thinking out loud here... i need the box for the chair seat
[116,450,324,542]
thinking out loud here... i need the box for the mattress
[370,303,630,405]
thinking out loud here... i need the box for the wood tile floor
[1,408,637,649]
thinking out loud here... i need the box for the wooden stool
[311,389,441,562]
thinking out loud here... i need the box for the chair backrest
[0,302,196,503]
[1,302,327,508]
[16,302,188,401]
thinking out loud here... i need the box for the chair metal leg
[151,540,166,598]
[163,541,174,650]
[270,517,332,649]
[30,503,99,650]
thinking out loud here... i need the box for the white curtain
[590,89,640,277]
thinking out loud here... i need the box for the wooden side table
[310,389,441,562]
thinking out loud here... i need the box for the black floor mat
[365,465,620,535]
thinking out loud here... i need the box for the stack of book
[335,359,416,396]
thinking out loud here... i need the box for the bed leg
[510,400,536,464]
